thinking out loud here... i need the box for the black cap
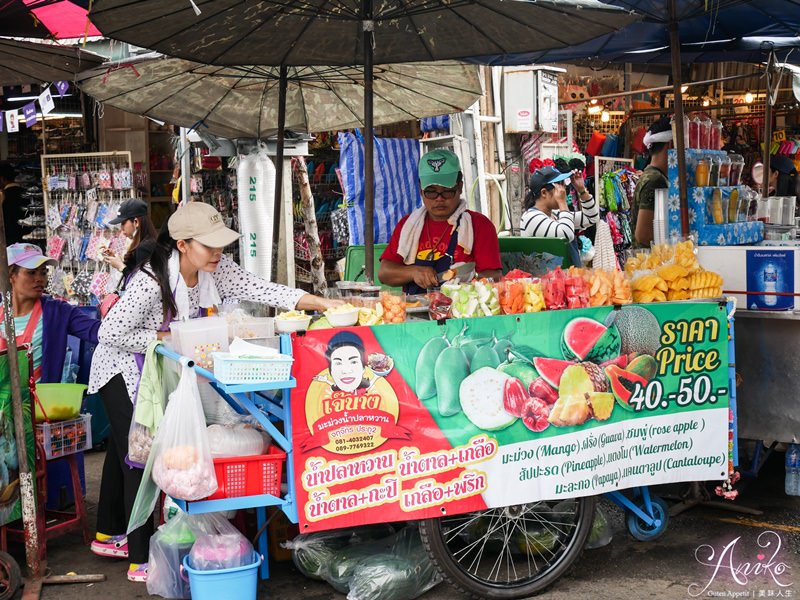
[770,155,797,175]
[108,198,148,225]
[528,166,571,200]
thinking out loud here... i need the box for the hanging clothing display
[597,168,638,268]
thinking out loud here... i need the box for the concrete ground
[7,445,798,600]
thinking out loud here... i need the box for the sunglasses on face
[423,187,459,200]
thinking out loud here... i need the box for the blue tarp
[467,0,800,65]
[338,131,422,246]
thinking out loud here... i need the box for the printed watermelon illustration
[532,357,576,389]
[560,317,621,363]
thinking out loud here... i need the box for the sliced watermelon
[532,357,576,389]
[561,317,620,363]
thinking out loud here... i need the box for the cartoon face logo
[427,158,446,172]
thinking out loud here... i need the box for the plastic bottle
[785,444,800,496]
[763,264,778,307]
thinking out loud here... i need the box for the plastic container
[785,444,800,496]
[727,188,740,224]
[205,445,286,500]
[35,413,92,460]
[182,552,260,600]
[729,154,744,186]
[380,290,407,324]
[688,117,701,149]
[33,383,87,423]
[695,158,711,187]
[710,119,723,150]
[718,156,731,186]
[671,115,689,149]
[708,156,721,186]
[707,189,725,224]
[211,352,293,384]
[699,117,712,149]
[228,317,273,341]
[170,317,229,370]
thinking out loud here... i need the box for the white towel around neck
[396,200,474,265]
[168,249,222,321]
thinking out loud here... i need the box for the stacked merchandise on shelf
[190,154,240,265]
[42,152,137,306]
[293,136,349,288]
[597,167,636,266]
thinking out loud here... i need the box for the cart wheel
[0,551,21,600]
[626,495,669,541]
[419,495,595,599]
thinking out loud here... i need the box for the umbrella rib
[306,65,364,125]
[255,71,276,138]
[379,64,483,97]
[371,71,475,118]
[82,60,198,104]
[393,0,437,61]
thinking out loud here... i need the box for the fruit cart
[158,297,735,599]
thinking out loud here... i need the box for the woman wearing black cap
[102,198,157,282]
[520,166,599,265]
[768,155,798,197]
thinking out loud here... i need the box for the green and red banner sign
[291,302,730,532]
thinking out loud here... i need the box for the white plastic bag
[206,424,267,458]
[151,365,218,501]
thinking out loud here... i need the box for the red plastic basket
[206,445,286,500]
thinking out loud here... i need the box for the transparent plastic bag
[585,505,613,549]
[127,421,153,467]
[206,424,267,458]
[147,512,196,599]
[344,526,442,600]
[151,366,218,501]
[284,524,395,582]
[198,382,241,426]
[189,532,254,571]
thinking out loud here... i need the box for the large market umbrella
[0,0,100,39]
[76,57,484,140]
[469,0,800,230]
[77,55,483,281]
[0,38,103,85]
[89,0,639,282]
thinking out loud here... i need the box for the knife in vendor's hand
[437,262,476,284]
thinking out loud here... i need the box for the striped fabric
[338,131,423,245]
[420,115,450,133]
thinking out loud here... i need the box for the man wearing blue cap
[520,165,598,265]
[379,149,502,293]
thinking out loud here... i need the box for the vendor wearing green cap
[379,149,502,294]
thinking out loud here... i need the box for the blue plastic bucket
[181,551,260,600]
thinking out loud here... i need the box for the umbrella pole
[762,52,775,198]
[362,0,375,284]
[272,65,289,283]
[0,209,41,580]
[669,0,689,236]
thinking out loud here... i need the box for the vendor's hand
[296,294,344,313]
[156,331,170,341]
[413,266,440,290]
[571,170,587,195]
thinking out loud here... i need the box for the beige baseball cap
[168,202,240,248]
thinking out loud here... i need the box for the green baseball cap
[419,149,461,190]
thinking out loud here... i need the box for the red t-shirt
[381,210,502,273]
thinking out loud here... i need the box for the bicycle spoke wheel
[420,496,595,599]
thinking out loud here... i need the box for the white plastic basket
[211,353,294,384]
[35,413,92,460]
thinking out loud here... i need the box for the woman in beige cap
[88,202,339,582]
